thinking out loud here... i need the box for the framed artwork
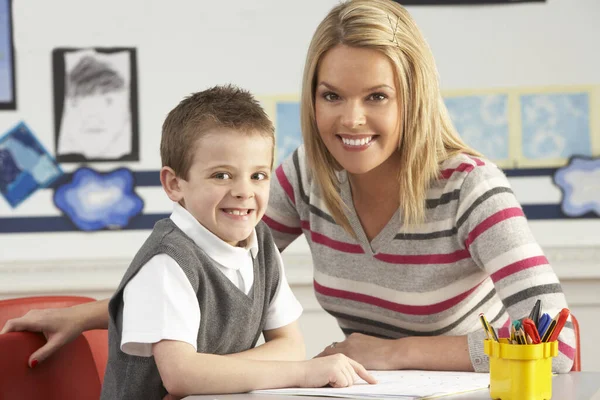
[52,47,140,162]
[0,0,16,110]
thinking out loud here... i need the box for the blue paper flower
[553,156,600,217]
[54,167,144,231]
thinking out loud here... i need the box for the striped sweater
[264,146,575,373]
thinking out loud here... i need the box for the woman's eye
[252,172,268,181]
[214,172,232,180]
[368,93,387,101]
[323,92,340,101]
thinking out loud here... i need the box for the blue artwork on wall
[276,102,303,165]
[444,94,509,161]
[520,92,591,160]
[53,167,144,231]
[0,122,63,207]
[553,156,600,217]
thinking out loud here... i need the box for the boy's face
[178,129,273,246]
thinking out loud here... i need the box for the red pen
[547,308,570,342]
[522,318,541,344]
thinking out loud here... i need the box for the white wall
[0,0,599,370]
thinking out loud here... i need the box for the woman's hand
[302,353,377,388]
[315,333,400,370]
[0,306,84,367]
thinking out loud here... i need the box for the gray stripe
[456,187,513,229]
[395,227,457,240]
[426,189,460,209]
[341,328,392,339]
[325,288,497,337]
[490,306,507,324]
[292,150,337,225]
[503,284,564,308]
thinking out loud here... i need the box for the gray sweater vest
[100,219,280,400]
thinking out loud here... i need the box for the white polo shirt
[121,203,303,357]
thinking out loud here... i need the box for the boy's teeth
[341,136,373,146]
[226,209,250,215]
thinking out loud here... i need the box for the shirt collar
[169,203,259,270]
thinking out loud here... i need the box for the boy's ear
[160,166,184,202]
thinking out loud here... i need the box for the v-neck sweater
[263,145,575,373]
[101,219,280,400]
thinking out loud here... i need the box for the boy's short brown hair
[161,84,275,179]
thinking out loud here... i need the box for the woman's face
[315,44,401,176]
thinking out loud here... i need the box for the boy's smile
[169,128,273,247]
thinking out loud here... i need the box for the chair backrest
[0,331,101,400]
[571,314,581,371]
[0,296,108,383]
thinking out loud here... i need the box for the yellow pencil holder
[484,339,558,400]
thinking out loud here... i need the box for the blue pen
[538,313,551,337]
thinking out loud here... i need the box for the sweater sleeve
[263,147,304,252]
[455,159,575,373]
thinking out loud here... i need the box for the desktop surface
[184,372,600,400]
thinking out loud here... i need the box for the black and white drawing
[53,48,139,162]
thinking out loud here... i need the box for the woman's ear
[160,166,184,202]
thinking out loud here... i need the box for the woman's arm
[0,298,110,366]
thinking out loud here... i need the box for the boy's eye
[368,93,387,101]
[323,92,340,102]
[213,172,232,180]
[252,172,268,181]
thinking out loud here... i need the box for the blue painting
[444,94,509,161]
[0,122,63,207]
[276,102,303,165]
[553,156,600,217]
[53,167,144,231]
[520,93,591,160]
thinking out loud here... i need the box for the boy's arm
[225,321,305,361]
[153,340,376,397]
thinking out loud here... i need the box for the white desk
[184,372,600,400]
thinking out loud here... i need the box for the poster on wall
[52,47,140,163]
[398,0,544,4]
[0,0,16,110]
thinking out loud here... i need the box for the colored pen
[547,308,570,343]
[538,313,551,337]
[522,318,541,344]
[479,313,498,342]
[529,299,541,327]
[541,319,557,342]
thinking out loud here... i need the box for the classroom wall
[0,0,599,370]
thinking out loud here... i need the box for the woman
[1,0,575,373]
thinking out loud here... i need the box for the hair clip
[386,14,400,47]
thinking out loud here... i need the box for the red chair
[571,314,581,371]
[0,331,101,400]
[0,296,108,383]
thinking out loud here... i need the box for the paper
[253,370,490,399]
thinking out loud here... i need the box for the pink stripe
[374,249,471,265]
[490,256,549,283]
[558,340,576,360]
[496,317,512,339]
[301,220,364,254]
[314,279,485,316]
[439,163,474,179]
[276,165,295,205]
[465,207,524,249]
[467,155,485,166]
[262,215,302,235]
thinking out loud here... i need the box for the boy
[100,85,375,399]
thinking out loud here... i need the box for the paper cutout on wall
[444,94,510,162]
[553,156,600,217]
[0,122,63,207]
[52,47,140,163]
[276,102,303,165]
[520,92,591,160]
[53,167,144,231]
[0,0,16,110]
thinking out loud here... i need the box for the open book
[252,370,490,400]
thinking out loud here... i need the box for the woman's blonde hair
[301,0,479,234]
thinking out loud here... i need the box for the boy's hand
[302,354,377,388]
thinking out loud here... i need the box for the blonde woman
[2,0,575,375]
